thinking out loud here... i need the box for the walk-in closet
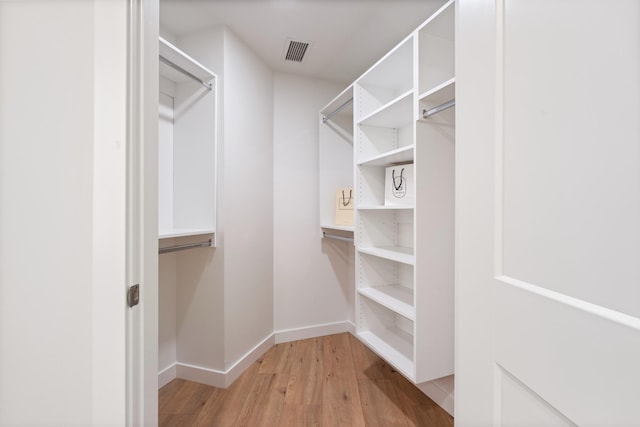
[156,0,455,423]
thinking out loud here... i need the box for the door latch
[127,284,140,308]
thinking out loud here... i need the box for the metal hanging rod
[159,239,212,254]
[322,231,354,243]
[159,56,213,91]
[422,98,455,119]
[322,98,354,123]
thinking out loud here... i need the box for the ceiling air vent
[284,38,311,63]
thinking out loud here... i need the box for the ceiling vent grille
[284,39,310,63]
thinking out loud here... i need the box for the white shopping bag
[335,187,354,226]
[385,164,414,206]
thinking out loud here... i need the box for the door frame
[126,0,159,424]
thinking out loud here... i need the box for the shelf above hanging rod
[159,37,215,91]
[322,97,353,123]
[323,231,354,243]
[422,98,455,119]
[159,239,212,254]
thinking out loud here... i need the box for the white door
[456,1,640,426]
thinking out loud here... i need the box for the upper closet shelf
[321,84,354,123]
[159,228,216,240]
[159,37,215,90]
[358,90,413,128]
[419,77,455,119]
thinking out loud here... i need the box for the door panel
[456,0,640,425]
[496,278,640,425]
[501,0,640,317]
[499,367,576,427]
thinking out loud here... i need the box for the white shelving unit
[319,85,355,240]
[158,37,217,246]
[351,0,455,384]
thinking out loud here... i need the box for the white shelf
[357,331,414,380]
[358,90,413,128]
[321,84,354,119]
[357,205,414,211]
[358,144,414,166]
[358,246,415,265]
[159,228,215,239]
[321,224,355,233]
[359,286,414,320]
[419,77,455,108]
[159,37,214,85]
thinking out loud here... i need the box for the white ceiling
[160,0,447,85]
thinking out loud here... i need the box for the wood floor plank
[321,334,366,427]
[192,361,261,426]
[158,379,186,414]
[159,413,198,427]
[285,337,323,406]
[235,373,289,426]
[161,380,213,415]
[258,341,296,374]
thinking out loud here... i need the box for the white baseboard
[223,333,275,387]
[158,364,177,389]
[159,333,275,389]
[274,321,354,343]
[417,375,455,416]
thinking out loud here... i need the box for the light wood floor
[159,333,454,426]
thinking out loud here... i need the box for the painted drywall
[1,1,129,424]
[273,73,355,336]
[159,253,177,373]
[221,29,275,366]
[156,26,275,378]
[171,27,226,373]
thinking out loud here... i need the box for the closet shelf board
[419,78,455,109]
[357,246,415,265]
[358,144,414,166]
[159,228,216,239]
[321,224,355,233]
[159,37,215,84]
[357,331,414,380]
[358,90,413,128]
[357,205,414,211]
[358,286,415,320]
[321,84,354,117]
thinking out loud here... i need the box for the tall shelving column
[354,34,417,380]
[414,0,455,383]
[353,0,455,384]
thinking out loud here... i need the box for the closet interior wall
[158,25,274,388]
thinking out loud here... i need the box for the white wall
[0,1,129,424]
[222,30,275,366]
[273,73,355,339]
[156,26,275,381]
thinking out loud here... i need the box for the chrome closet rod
[422,98,455,119]
[159,56,213,91]
[322,231,354,243]
[322,98,354,123]
[159,239,212,254]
